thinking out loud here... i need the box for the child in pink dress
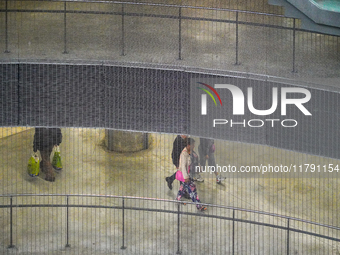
[176,138,207,211]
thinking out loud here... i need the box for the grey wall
[1,63,339,159]
[0,64,190,133]
[190,76,340,159]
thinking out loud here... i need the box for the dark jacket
[33,128,62,152]
[198,138,214,157]
[171,135,187,168]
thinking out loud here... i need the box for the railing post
[7,196,15,249]
[287,219,290,255]
[65,195,71,248]
[176,203,181,254]
[121,198,127,249]
[232,209,235,255]
[4,0,10,53]
[235,11,240,65]
[63,1,68,54]
[292,18,297,73]
[121,3,126,56]
[178,6,182,60]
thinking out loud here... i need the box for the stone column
[105,130,150,152]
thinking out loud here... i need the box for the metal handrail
[1,193,339,254]
[2,0,338,77]
[2,58,339,94]
[1,194,340,240]
[0,0,315,34]
[0,193,339,231]
[0,0,299,70]
[1,0,285,17]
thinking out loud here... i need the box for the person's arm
[185,152,192,182]
[207,139,214,154]
[179,151,189,182]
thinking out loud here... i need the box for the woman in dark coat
[33,127,62,182]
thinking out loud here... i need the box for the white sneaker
[195,175,204,182]
[216,175,226,184]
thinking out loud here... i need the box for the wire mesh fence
[1,194,340,255]
[0,128,340,254]
[0,0,339,85]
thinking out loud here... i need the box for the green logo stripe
[197,87,217,106]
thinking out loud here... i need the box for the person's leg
[165,171,177,190]
[176,182,185,200]
[169,172,177,182]
[208,153,217,176]
[185,181,206,210]
[193,164,204,182]
[199,151,206,170]
[208,153,224,183]
[196,153,206,181]
[40,148,55,182]
[186,182,199,201]
[208,152,215,171]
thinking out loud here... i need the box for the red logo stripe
[197,82,223,106]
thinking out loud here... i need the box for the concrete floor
[0,1,339,88]
[0,128,340,254]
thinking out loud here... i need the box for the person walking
[176,138,207,211]
[165,134,187,190]
[198,137,225,184]
[33,127,62,182]
[190,148,204,182]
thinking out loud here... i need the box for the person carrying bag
[33,127,62,182]
[176,138,207,211]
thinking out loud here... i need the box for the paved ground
[0,0,339,88]
[0,128,340,254]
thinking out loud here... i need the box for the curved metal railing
[0,194,339,254]
[1,0,335,73]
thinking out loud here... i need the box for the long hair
[185,137,195,146]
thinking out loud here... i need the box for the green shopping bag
[27,153,40,177]
[52,145,63,171]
